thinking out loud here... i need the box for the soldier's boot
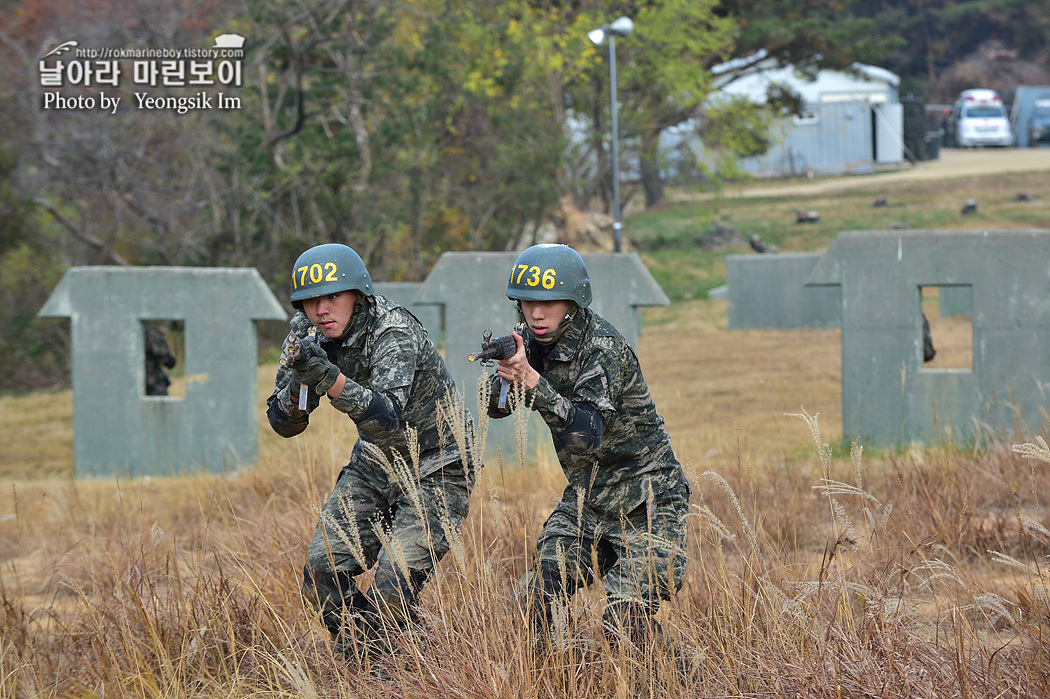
[365,567,431,654]
[602,599,652,649]
[301,566,354,638]
[603,599,696,680]
[521,563,574,657]
[345,593,393,661]
[300,566,382,661]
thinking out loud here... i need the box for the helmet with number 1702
[506,244,592,308]
[289,243,374,310]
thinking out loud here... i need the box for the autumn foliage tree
[1,0,1047,391]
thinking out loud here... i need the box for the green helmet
[289,243,374,310]
[506,244,592,308]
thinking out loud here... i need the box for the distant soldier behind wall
[922,313,937,362]
[143,325,177,396]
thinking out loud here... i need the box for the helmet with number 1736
[506,244,592,308]
[289,243,374,310]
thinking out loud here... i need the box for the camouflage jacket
[489,308,687,516]
[267,294,471,478]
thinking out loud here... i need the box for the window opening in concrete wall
[919,285,972,370]
[142,320,185,397]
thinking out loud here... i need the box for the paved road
[724,147,1050,198]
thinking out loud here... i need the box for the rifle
[467,326,520,411]
[279,326,317,410]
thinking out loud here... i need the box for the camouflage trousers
[302,438,473,652]
[518,479,690,644]
[144,364,171,396]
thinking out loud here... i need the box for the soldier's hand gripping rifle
[467,327,520,411]
[280,325,317,411]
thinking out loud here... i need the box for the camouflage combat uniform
[267,294,474,649]
[488,307,690,640]
[143,325,176,396]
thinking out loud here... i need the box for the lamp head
[588,16,633,44]
[608,16,633,36]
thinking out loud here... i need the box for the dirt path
[722,148,1050,199]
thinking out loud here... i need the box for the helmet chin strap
[517,302,578,344]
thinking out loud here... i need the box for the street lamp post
[588,16,633,253]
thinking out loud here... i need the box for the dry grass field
[3,159,1050,697]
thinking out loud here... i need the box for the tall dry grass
[3,364,1050,697]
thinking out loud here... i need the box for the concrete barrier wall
[372,282,442,343]
[727,253,841,329]
[39,267,286,477]
[807,229,1050,445]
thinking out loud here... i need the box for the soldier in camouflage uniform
[488,244,691,648]
[266,243,474,658]
[143,324,176,396]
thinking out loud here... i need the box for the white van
[943,89,1014,147]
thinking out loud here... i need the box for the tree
[516,0,736,212]
[716,0,885,78]
[621,0,736,207]
[854,0,1050,95]
[561,0,887,210]
[225,0,567,285]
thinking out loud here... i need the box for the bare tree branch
[34,197,129,266]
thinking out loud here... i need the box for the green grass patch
[626,172,1050,302]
